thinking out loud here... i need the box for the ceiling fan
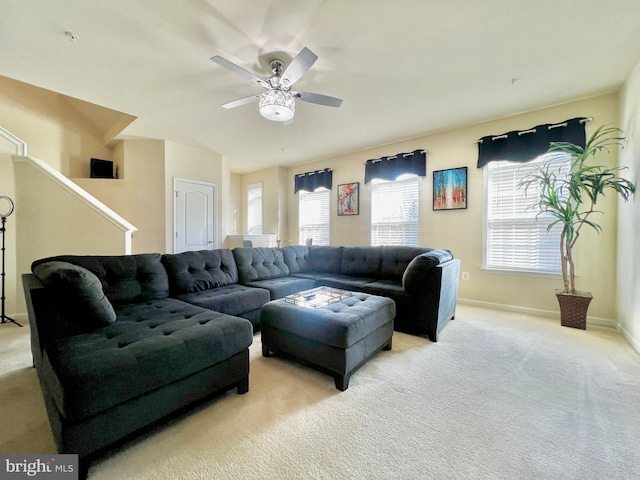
[210,47,342,122]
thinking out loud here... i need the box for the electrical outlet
[462,272,469,281]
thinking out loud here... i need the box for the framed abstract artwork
[337,182,359,216]
[433,167,467,210]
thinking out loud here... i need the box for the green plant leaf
[516,124,635,291]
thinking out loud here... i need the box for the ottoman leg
[383,337,393,351]
[237,376,249,394]
[262,344,273,357]
[335,373,350,391]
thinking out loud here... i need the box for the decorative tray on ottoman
[285,287,351,309]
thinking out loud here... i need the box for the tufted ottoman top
[260,291,395,349]
[41,298,253,421]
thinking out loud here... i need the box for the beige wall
[0,76,117,175]
[0,149,18,315]
[220,157,233,247]
[14,160,131,312]
[277,166,289,244]
[78,140,230,255]
[271,94,621,320]
[75,139,166,254]
[0,76,133,316]
[227,173,242,244]
[618,59,640,349]
[241,167,285,238]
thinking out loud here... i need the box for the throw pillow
[33,261,117,327]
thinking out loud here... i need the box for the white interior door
[174,178,215,253]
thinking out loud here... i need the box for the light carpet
[1,305,639,479]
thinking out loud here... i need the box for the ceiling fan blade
[211,55,269,88]
[294,91,343,108]
[280,47,318,87]
[221,94,260,109]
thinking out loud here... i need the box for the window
[246,182,263,235]
[299,188,330,245]
[484,153,570,273]
[371,174,419,246]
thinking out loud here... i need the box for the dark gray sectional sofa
[22,244,459,478]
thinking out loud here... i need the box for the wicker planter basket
[555,290,593,330]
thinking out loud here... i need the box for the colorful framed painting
[433,167,467,210]
[337,182,359,216]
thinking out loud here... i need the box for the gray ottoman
[260,290,395,390]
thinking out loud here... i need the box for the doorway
[174,178,216,253]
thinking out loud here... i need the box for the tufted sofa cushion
[41,298,253,422]
[32,254,169,306]
[282,245,312,274]
[242,276,316,300]
[308,246,343,274]
[176,284,270,317]
[261,292,395,349]
[340,246,383,277]
[380,246,431,280]
[233,247,289,282]
[162,249,239,294]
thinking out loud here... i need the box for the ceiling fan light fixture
[259,90,295,121]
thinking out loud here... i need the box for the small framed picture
[337,182,359,216]
[433,167,467,210]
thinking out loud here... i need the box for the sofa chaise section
[23,253,253,473]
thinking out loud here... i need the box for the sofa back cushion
[380,246,431,281]
[31,253,169,305]
[233,247,289,282]
[340,246,383,277]
[282,246,311,274]
[162,249,238,294]
[308,246,343,274]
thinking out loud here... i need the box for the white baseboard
[457,298,640,354]
[457,298,617,330]
[617,323,640,355]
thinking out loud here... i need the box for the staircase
[1,126,137,317]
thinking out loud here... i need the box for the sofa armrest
[22,273,94,368]
[402,249,454,295]
[22,274,48,368]
[412,258,460,342]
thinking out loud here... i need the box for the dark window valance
[476,117,587,168]
[294,168,333,194]
[364,149,426,184]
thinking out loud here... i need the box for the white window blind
[485,153,570,273]
[247,182,263,235]
[371,174,419,246]
[299,188,330,245]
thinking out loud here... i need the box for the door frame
[173,177,217,253]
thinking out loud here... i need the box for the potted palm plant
[519,125,635,329]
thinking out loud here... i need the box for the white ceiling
[2,0,640,173]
